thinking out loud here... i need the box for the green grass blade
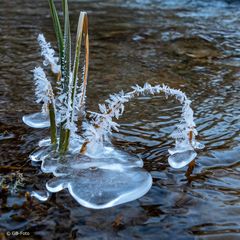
[48,0,64,61]
[58,0,72,153]
[49,102,57,146]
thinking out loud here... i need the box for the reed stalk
[58,0,71,153]
[48,102,57,146]
[47,1,89,154]
[61,12,89,153]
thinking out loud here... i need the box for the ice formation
[46,167,152,209]
[82,83,204,168]
[30,143,151,208]
[24,7,204,209]
[37,34,60,74]
[23,67,58,128]
[31,190,50,202]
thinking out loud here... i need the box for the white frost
[82,83,204,167]
[37,34,60,74]
[33,67,55,114]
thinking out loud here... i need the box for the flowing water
[0,0,240,239]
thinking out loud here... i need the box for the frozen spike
[31,190,50,201]
[168,150,197,169]
[37,34,60,74]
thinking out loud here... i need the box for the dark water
[1,0,240,239]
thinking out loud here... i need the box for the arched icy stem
[80,83,203,161]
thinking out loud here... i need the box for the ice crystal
[82,83,204,167]
[83,83,194,146]
[77,65,87,115]
[37,34,60,74]
[33,67,55,114]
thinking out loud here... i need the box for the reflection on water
[0,0,240,239]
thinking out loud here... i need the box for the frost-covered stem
[46,85,57,147]
[59,12,88,153]
[37,34,61,74]
[59,123,66,150]
[33,67,57,146]
[78,21,89,114]
[81,83,196,154]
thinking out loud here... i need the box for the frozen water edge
[31,190,50,201]
[29,144,151,208]
[23,112,50,128]
[46,167,152,209]
[22,112,61,129]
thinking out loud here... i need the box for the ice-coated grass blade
[58,0,72,152]
[71,12,88,111]
[79,13,89,112]
[61,12,88,153]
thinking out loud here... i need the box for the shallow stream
[0,0,240,239]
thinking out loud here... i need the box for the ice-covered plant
[23,0,204,209]
[23,0,89,153]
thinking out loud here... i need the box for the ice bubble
[192,140,205,150]
[29,144,149,208]
[38,138,52,147]
[40,148,143,175]
[168,144,193,155]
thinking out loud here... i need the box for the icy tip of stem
[33,67,52,104]
[37,33,60,74]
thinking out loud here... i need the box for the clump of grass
[23,0,204,209]
[27,0,89,154]
[24,0,203,163]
